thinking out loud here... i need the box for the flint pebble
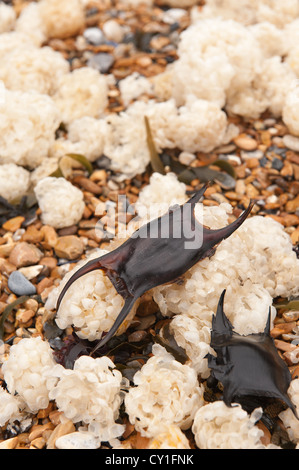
[8,271,37,296]
[87,53,114,73]
[83,27,105,45]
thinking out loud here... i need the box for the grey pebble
[8,271,36,296]
[83,27,105,45]
[87,53,114,73]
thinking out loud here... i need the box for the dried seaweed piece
[144,116,165,175]
[50,153,93,178]
[0,195,38,226]
[56,183,254,353]
[154,323,188,364]
[207,290,298,417]
[159,152,236,189]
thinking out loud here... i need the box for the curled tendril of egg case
[56,182,254,353]
[206,289,298,418]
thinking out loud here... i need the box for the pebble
[0,258,16,274]
[282,134,299,152]
[22,225,43,243]
[286,194,299,213]
[87,53,114,73]
[30,437,46,449]
[0,235,15,257]
[0,437,19,449]
[246,157,260,169]
[272,157,284,171]
[73,176,102,195]
[83,27,105,45]
[136,314,156,330]
[245,184,259,198]
[55,431,101,450]
[9,242,43,268]
[7,271,37,296]
[291,228,299,244]
[215,144,237,154]
[12,228,25,242]
[54,235,84,260]
[178,151,196,166]
[102,19,125,43]
[240,150,264,161]
[128,330,148,342]
[234,135,258,151]
[210,193,229,204]
[18,265,44,280]
[46,420,75,449]
[271,322,297,338]
[150,35,170,50]
[235,179,246,195]
[162,8,186,24]
[16,308,35,324]
[2,216,25,232]
[28,423,54,442]
[41,225,58,248]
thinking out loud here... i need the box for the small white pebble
[178,151,196,166]
[55,431,101,449]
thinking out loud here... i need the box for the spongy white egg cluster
[103,97,230,179]
[38,0,85,40]
[171,18,264,109]
[14,2,47,46]
[282,86,299,136]
[0,3,16,34]
[119,72,153,107]
[0,86,60,168]
[52,67,108,124]
[50,116,107,162]
[0,163,31,203]
[45,355,127,442]
[194,0,299,28]
[34,176,85,229]
[124,345,204,438]
[279,379,299,443]
[0,387,24,427]
[192,401,270,449]
[0,45,70,95]
[46,249,137,341]
[135,172,187,221]
[1,337,57,413]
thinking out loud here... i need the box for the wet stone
[128,330,148,343]
[18,265,44,280]
[259,156,269,168]
[272,158,284,171]
[54,235,84,260]
[83,27,105,45]
[9,242,43,268]
[234,135,258,151]
[87,53,114,73]
[283,134,299,152]
[2,216,25,232]
[55,432,100,450]
[8,271,37,296]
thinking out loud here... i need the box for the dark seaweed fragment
[206,290,298,417]
[0,195,38,226]
[154,322,188,364]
